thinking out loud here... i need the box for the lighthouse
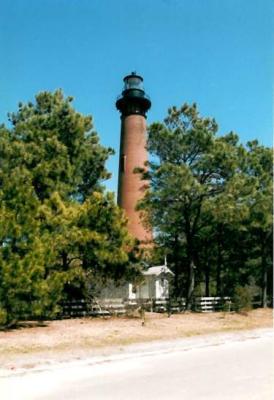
[116,72,152,243]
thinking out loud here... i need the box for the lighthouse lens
[124,76,143,91]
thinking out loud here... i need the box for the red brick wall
[118,114,152,242]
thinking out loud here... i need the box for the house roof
[142,265,174,276]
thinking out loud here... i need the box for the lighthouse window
[121,154,126,172]
[124,77,143,90]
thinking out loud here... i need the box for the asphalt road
[1,329,273,400]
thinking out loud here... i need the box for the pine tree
[0,91,132,325]
[137,103,273,307]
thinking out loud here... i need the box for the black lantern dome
[116,72,151,117]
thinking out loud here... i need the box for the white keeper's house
[99,263,174,301]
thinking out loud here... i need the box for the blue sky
[1,0,272,193]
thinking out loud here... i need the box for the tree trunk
[186,260,195,310]
[262,266,268,308]
[216,226,223,296]
[216,261,221,296]
[173,234,179,297]
[204,244,210,297]
[205,262,210,297]
[261,242,268,308]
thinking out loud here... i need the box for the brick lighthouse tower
[116,72,152,243]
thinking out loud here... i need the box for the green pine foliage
[0,91,132,326]
[137,103,272,307]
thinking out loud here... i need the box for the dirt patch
[0,308,272,371]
